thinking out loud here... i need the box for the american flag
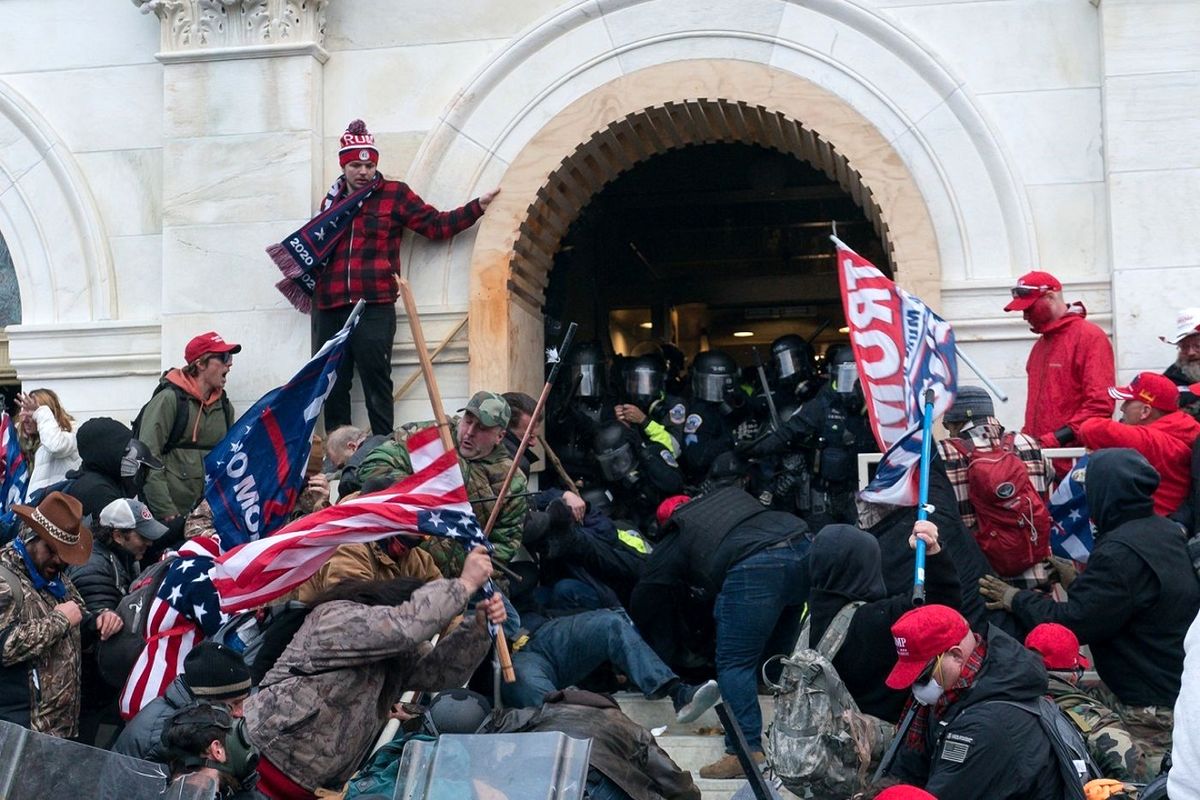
[1,411,28,513]
[212,426,487,613]
[1049,455,1094,563]
[119,536,226,719]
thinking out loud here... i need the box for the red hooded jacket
[1078,411,1200,515]
[1022,304,1115,446]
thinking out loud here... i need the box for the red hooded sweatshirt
[1022,304,1115,446]
[1078,411,1200,515]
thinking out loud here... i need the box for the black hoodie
[64,417,134,520]
[1012,448,1200,707]
[808,525,960,722]
[891,625,1064,800]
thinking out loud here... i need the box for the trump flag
[1,411,28,513]
[835,238,957,506]
[204,301,362,547]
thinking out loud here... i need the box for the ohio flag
[834,237,958,506]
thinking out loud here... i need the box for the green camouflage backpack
[764,602,894,798]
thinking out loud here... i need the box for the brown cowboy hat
[13,491,93,565]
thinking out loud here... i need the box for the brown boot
[698,751,765,779]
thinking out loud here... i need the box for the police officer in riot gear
[592,421,684,533]
[769,334,821,403]
[616,353,687,452]
[742,343,876,528]
[680,350,747,483]
[549,342,616,483]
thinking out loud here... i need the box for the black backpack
[214,601,312,685]
[977,697,1102,800]
[131,372,234,455]
[96,554,177,688]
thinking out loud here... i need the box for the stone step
[614,692,776,735]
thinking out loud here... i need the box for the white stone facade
[0,0,1195,432]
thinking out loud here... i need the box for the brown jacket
[243,578,490,791]
[0,546,85,738]
[292,542,442,604]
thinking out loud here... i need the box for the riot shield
[395,731,591,800]
[0,719,213,799]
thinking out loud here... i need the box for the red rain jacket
[1079,411,1200,515]
[1022,305,1115,447]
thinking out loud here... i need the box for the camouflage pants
[1094,687,1173,781]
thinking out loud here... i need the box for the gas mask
[120,439,162,495]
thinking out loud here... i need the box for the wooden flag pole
[397,279,516,683]
[540,438,580,495]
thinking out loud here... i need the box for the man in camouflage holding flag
[357,391,527,583]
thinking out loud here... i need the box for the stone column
[1099,0,1200,380]
[136,0,329,409]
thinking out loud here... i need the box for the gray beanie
[944,386,994,424]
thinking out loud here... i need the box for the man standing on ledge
[314,120,498,436]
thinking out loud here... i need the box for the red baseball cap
[1108,372,1178,412]
[1025,623,1089,670]
[184,331,242,365]
[885,605,970,690]
[1003,270,1063,312]
[875,787,937,800]
[656,495,691,527]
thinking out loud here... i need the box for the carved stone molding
[132,0,330,63]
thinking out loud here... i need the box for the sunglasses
[1010,285,1053,299]
[208,352,234,366]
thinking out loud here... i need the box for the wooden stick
[540,437,580,495]
[393,315,468,401]
[397,279,516,683]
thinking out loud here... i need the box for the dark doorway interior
[542,142,890,366]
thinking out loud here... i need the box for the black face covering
[807,524,888,644]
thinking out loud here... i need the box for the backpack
[96,554,177,688]
[947,433,1052,576]
[0,563,25,616]
[764,602,894,797]
[214,601,311,685]
[977,697,1102,800]
[131,372,234,455]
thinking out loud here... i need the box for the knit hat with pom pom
[339,119,378,166]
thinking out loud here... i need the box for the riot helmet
[594,423,637,483]
[580,486,614,517]
[770,334,816,382]
[690,350,738,403]
[570,342,607,399]
[423,688,492,735]
[825,344,859,395]
[624,354,666,407]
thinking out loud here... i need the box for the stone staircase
[615,693,798,800]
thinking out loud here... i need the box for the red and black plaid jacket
[315,177,483,310]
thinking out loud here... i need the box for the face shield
[596,442,637,483]
[626,368,663,402]
[572,364,602,398]
[692,371,732,403]
[774,349,799,380]
[834,362,859,395]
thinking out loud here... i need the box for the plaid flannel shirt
[936,418,1050,532]
[315,177,483,310]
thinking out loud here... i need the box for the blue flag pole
[912,388,936,605]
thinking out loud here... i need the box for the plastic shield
[395,732,591,800]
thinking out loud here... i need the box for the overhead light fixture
[732,331,754,338]
[639,322,653,329]
[838,326,850,334]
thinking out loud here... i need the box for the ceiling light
[838,326,850,334]
[732,331,754,338]
[639,322,653,329]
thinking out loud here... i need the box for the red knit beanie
[339,119,379,167]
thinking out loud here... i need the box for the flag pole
[912,388,936,605]
[954,345,1009,402]
[397,279,516,683]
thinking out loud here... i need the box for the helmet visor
[572,364,602,398]
[775,350,798,380]
[834,362,859,394]
[692,372,731,403]
[596,443,636,482]
[626,369,663,400]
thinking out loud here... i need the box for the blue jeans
[502,609,677,708]
[714,540,810,752]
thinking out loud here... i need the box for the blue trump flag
[1049,454,1094,563]
[204,301,362,547]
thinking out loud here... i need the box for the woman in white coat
[18,388,81,494]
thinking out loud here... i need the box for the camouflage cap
[459,391,511,429]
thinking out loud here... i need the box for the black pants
[314,302,396,435]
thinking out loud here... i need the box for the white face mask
[912,676,944,706]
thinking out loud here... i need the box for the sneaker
[698,751,766,780]
[672,679,720,724]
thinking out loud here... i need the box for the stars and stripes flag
[204,301,361,548]
[119,536,226,719]
[213,426,488,613]
[834,237,958,506]
[1048,455,1094,563]
[1,410,29,513]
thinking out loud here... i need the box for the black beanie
[184,642,252,700]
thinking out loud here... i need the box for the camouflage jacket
[356,419,528,577]
[243,578,490,792]
[0,545,85,738]
[1047,674,1144,782]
